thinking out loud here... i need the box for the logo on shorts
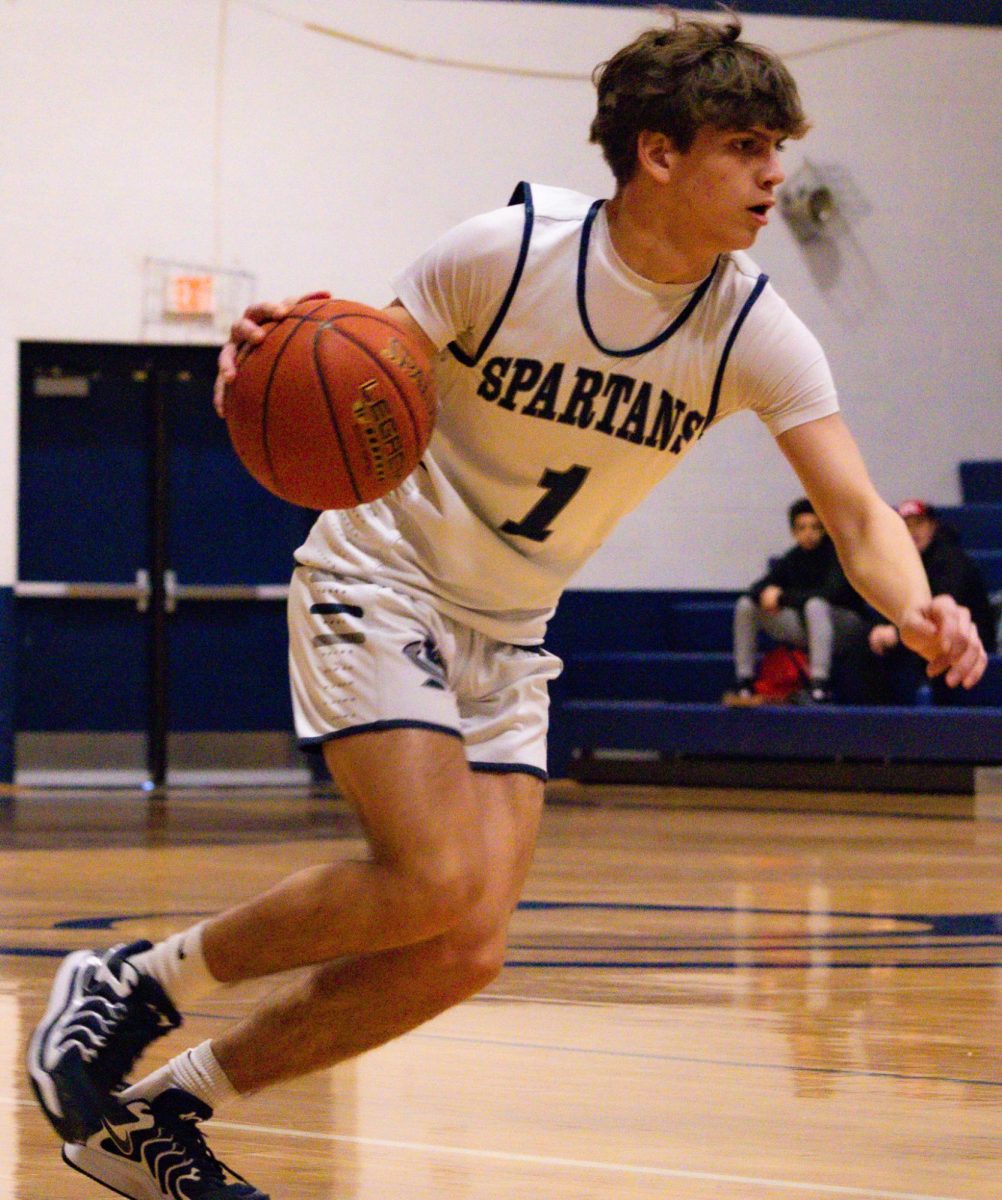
[403,638,447,690]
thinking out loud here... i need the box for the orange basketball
[225,297,436,510]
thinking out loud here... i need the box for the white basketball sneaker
[28,941,181,1143]
[64,1087,268,1200]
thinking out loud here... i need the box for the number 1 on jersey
[500,464,590,543]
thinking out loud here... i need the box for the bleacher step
[551,701,1002,770]
[960,460,1002,503]
[935,503,1002,550]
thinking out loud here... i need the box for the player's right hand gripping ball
[225,297,437,510]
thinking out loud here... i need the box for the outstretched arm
[777,413,986,689]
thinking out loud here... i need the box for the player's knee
[404,854,487,938]
[433,927,507,1004]
[455,940,505,997]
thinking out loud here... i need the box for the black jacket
[748,537,866,614]
[921,529,997,652]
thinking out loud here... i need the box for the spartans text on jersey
[474,355,705,454]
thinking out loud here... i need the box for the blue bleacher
[960,461,1002,503]
[972,550,1002,591]
[935,503,1002,548]
[547,460,1002,781]
[935,502,1002,589]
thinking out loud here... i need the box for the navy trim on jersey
[700,271,769,436]
[576,201,719,358]
[447,181,536,368]
[470,761,548,781]
[298,720,463,748]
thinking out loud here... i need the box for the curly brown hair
[590,10,810,186]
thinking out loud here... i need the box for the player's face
[664,125,786,253]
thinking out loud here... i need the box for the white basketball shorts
[288,566,563,779]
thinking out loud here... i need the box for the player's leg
[27,573,480,1144]
[110,624,553,1098]
[61,745,542,1200]
[29,725,488,1130]
[198,728,489,979]
[199,624,555,1090]
[27,727,487,1147]
[209,751,544,1092]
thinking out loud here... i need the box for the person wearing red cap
[897,498,933,524]
[867,500,996,702]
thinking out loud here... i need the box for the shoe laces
[164,1107,228,1187]
[151,1092,257,1195]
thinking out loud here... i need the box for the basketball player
[29,14,986,1199]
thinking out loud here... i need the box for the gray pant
[733,594,866,683]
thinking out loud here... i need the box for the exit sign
[165,273,216,318]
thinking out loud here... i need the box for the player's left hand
[898,595,987,688]
[213,290,331,417]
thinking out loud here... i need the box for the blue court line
[517,902,1002,934]
[5,905,1001,970]
[39,904,1002,937]
[1,947,66,957]
[52,911,208,930]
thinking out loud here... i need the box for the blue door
[14,341,317,786]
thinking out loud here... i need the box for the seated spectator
[865,499,997,704]
[725,498,868,705]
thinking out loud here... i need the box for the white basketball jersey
[297,183,839,642]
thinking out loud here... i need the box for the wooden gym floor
[1,782,1000,1199]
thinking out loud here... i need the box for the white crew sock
[120,1041,239,1113]
[129,922,220,1010]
